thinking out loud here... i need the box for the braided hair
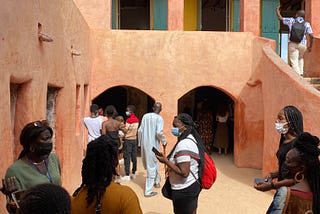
[18,120,53,159]
[18,183,71,214]
[73,135,118,211]
[176,113,206,177]
[292,132,320,213]
[283,105,303,136]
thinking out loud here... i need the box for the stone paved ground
[120,154,273,214]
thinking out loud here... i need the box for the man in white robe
[138,102,167,197]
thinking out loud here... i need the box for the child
[115,116,125,182]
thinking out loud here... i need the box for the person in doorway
[138,102,167,197]
[101,105,126,181]
[1,120,61,214]
[83,104,103,143]
[276,6,313,76]
[71,135,143,214]
[196,101,214,153]
[254,105,304,213]
[122,105,139,181]
[213,103,229,155]
[156,113,204,214]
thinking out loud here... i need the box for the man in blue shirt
[276,6,313,76]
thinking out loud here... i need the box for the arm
[157,155,191,178]
[101,122,106,135]
[156,118,167,146]
[307,33,314,51]
[254,178,295,192]
[275,5,283,21]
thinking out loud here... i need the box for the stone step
[304,77,320,91]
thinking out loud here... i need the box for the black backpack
[290,21,306,43]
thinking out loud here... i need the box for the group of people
[197,101,232,155]
[254,105,320,214]
[1,101,320,213]
[83,104,139,183]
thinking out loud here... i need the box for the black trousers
[123,139,137,175]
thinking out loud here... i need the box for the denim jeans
[266,186,288,214]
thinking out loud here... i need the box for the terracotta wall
[0,0,92,212]
[90,29,262,168]
[304,37,320,77]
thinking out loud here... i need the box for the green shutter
[233,0,240,32]
[153,0,168,30]
[261,0,279,53]
[112,0,117,29]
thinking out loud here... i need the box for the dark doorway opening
[201,0,228,31]
[120,0,150,29]
[92,86,154,121]
[178,86,234,154]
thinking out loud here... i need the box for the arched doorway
[178,86,234,154]
[92,86,154,121]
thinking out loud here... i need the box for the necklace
[26,157,53,183]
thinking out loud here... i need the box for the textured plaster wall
[0,0,92,212]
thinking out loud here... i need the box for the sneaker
[121,176,130,181]
[144,192,158,197]
[154,183,161,188]
[130,174,136,179]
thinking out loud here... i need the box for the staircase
[304,77,320,91]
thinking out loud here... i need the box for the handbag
[161,178,172,200]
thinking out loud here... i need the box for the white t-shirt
[83,116,103,143]
[169,134,200,190]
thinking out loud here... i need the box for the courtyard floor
[120,153,273,214]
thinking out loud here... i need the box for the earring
[294,172,304,183]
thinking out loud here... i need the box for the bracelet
[270,182,276,189]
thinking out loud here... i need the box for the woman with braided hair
[71,135,142,214]
[279,132,320,213]
[255,105,304,213]
[156,113,206,214]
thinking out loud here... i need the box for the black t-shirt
[276,139,294,181]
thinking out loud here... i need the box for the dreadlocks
[283,105,303,136]
[292,132,320,214]
[18,183,71,214]
[73,135,118,210]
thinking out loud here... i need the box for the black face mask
[35,143,53,156]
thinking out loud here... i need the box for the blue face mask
[171,127,180,137]
[126,111,131,116]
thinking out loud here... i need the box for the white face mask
[275,122,289,134]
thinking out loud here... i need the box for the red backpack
[188,138,217,189]
[201,152,217,189]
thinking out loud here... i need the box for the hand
[254,182,273,192]
[155,154,167,164]
[1,177,19,195]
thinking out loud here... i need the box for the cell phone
[152,147,163,156]
[254,178,271,184]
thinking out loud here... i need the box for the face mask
[125,111,131,116]
[171,127,180,137]
[275,122,289,134]
[35,143,53,156]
